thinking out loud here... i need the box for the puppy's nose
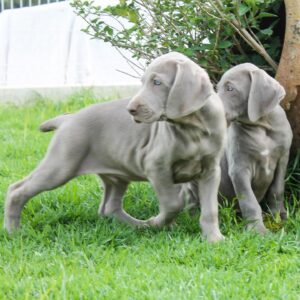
[128,108,137,116]
[127,102,139,116]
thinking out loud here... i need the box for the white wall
[0,1,142,100]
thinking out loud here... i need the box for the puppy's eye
[153,79,162,86]
[226,84,234,92]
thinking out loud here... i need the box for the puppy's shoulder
[268,105,293,146]
[202,93,227,130]
[268,105,291,129]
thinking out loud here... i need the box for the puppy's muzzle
[127,101,140,116]
[128,108,138,116]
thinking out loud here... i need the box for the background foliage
[72,0,284,82]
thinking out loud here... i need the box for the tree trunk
[276,0,300,152]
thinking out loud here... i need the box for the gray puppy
[5,52,227,242]
[189,63,292,234]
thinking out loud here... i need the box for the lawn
[0,91,299,300]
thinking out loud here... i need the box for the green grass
[0,91,299,300]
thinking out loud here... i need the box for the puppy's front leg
[230,169,268,234]
[198,165,225,242]
[265,153,289,220]
[146,172,185,228]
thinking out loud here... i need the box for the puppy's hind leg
[98,176,147,226]
[5,166,77,233]
[4,147,82,233]
[98,176,124,217]
[8,178,29,193]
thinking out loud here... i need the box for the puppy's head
[127,52,214,123]
[217,63,285,123]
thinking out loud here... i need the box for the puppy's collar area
[158,113,178,124]
[163,92,214,122]
[235,117,273,131]
[159,113,211,136]
[159,114,168,121]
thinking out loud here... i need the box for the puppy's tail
[39,113,72,132]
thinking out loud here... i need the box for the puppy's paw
[205,231,225,243]
[269,208,288,221]
[4,215,20,234]
[146,216,164,228]
[146,213,175,228]
[246,222,269,235]
[280,211,288,221]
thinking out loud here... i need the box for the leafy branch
[71,0,282,81]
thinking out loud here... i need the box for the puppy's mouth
[132,112,157,124]
[225,113,236,122]
[134,114,168,123]
[158,114,168,121]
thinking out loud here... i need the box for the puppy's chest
[250,149,278,199]
[166,124,218,183]
[172,159,202,183]
[229,126,282,186]
[253,148,278,178]
[243,143,281,195]
[171,135,212,183]
[242,142,279,178]
[248,138,281,177]
[230,125,280,172]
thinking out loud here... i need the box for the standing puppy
[217,63,292,233]
[5,52,227,242]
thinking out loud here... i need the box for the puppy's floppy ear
[248,69,285,122]
[166,60,213,119]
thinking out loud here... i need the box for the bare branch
[207,0,278,70]
[116,48,145,72]
[116,69,141,79]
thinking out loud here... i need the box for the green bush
[71,0,283,81]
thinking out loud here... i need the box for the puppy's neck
[168,111,211,136]
[165,94,225,138]
[235,116,273,131]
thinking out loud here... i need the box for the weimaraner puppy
[188,63,292,234]
[5,52,227,242]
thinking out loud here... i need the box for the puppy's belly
[76,156,147,181]
[172,160,202,183]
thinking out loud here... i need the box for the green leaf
[260,28,273,36]
[244,0,258,8]
[128,10,138,23]
[194,44,213,51]
[257,12,278,18]
[238,4,250,16]
[103,26,113,36]
[219,40,232,49]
